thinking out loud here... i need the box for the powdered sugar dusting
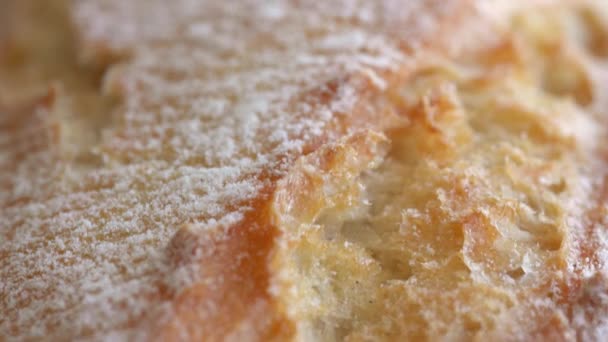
[1,0,466,339]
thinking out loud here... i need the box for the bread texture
[2,0,608,341]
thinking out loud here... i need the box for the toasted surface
[1,0,608,341]
[273,13,608,338]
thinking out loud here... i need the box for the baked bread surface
[2,0,608,340]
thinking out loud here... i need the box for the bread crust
[2,0,608,340]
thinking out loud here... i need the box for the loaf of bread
[2,0,608,340]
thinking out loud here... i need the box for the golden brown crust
[2,0,608,341]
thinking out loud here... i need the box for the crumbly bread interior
[273,4,608,341]
[2,1,608,341]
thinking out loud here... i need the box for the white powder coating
[0,0,473,339]
[4,0,602,340]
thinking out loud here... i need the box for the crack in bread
[272,4,608,340]
[1,0,608,341]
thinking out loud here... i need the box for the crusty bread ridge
[2,0,608,341]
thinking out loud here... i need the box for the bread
[2,0,608,340]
